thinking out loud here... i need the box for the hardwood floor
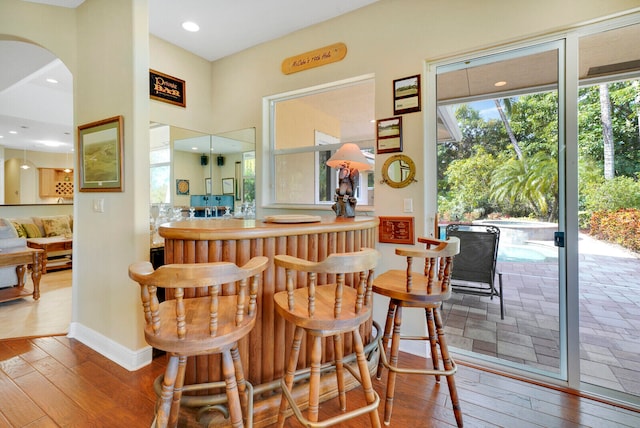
[0,269,71,340]
[1,336,640,427]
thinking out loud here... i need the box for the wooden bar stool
[274,248,382,428]
[372,237,463,427]
[128,257,269,428]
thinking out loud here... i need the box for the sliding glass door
[429,17,640,406]
[432,41,566,379]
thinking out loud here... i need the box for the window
[150,124,171,204]
[242,151,255,202]
[267,75,375,207]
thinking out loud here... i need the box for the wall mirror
[381,154,416,188]
[150,124,255,212]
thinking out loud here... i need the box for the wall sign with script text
[149,69,186,107]
[281,43,347,75]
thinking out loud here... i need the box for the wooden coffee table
[26,237,73,274]
[0,248,43,303]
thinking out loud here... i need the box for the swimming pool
[498,244,558,262]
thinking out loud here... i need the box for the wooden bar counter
[159,215,379,426]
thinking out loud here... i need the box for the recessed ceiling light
[182,21,200,32]
[9,130,17,134]
[191,146,198,150]
[46,78,58,84]
[494,81,507,87]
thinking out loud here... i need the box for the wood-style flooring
[1,336,640,427]
[0,269,71,340]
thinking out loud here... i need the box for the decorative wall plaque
[281,43,347,75]
[379,216,415,245]
[150,69,186,107]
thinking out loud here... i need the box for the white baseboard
[68,322,152,371]
[399,340,430,358]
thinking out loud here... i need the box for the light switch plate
[403,198,413,213]
[93,198,105,213]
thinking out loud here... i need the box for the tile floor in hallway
[441,233,640,395]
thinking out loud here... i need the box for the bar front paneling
[159,215,378,425]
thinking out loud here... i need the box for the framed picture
[77,115,124,192]
[205,177,212,195]
[378,216,415,245]
[149,69,186,107]
[222,177,234,195]
[393,75,421,115]
[176,179,189,195]
[234,161,242,200]
[376,116,403,154]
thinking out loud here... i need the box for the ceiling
[1,2,639,155]
[0,0,380,154]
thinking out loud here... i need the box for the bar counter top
[158,215,378,241]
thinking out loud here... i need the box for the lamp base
[332,195,357,218]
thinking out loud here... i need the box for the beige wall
[2,0,151,360]
[1,0,639,366]
[207,0,640,332]
[150,36,213,135]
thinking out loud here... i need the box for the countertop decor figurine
[326,143,371,217]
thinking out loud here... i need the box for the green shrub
[582,175,640,212]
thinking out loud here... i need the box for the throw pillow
[11,221,27,238]
[0,218,19,239]
[42,216,72,238]
[22,223,42,238]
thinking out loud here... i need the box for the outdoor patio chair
[445,223,505,319]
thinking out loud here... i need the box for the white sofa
[0,218,29,286]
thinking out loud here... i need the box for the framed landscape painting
[78,116,124,192]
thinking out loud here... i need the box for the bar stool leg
[231,344,251,424]
[308,334,323,423]
[433,308,463,428]
[168,355,187,428]
[425,308,441,383]
[333,333,347,411]
[277,327,304,428]
[157,355,179,428]
[384,305,403,425]
[377,301,396,379]
[353,328,382,428]
[221,348,244,428]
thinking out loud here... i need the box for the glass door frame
[425,36,576,387]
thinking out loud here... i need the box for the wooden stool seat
[372,237,463,427]
[274,248,382,428]
[129,257,269,428]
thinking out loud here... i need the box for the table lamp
[326,143,371,217]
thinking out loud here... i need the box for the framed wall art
[176,179,190,195]
[149,69,186,107]
[378,216,415,245]
[393,74,421,115]
[205,177,212,195]
[222,177,234,195]
[77,115,124,192]
[376,116,403,154]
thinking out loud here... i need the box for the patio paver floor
[441,233,640,395]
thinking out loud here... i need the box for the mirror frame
[381,154,416,189]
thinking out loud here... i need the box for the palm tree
[490,152,558,221]
[494,98,523,160]
[599,83,615,180]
